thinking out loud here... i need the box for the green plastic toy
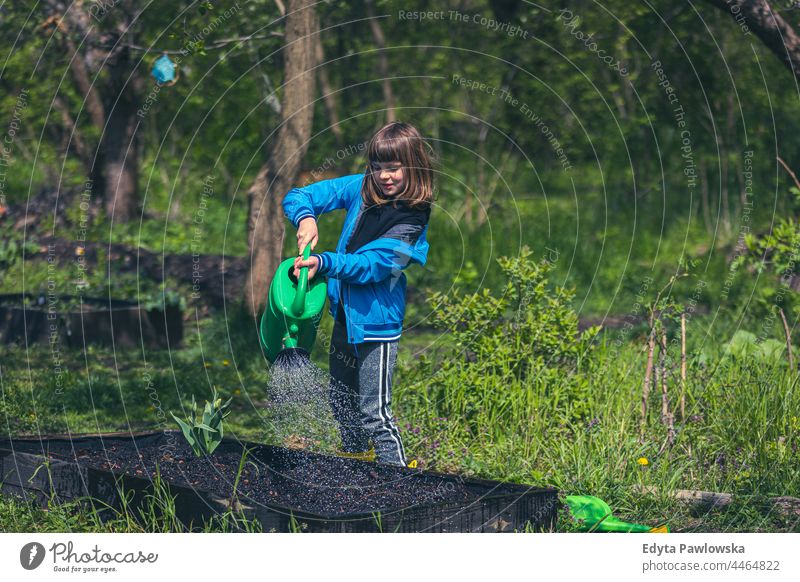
[259,245,327,363]
[565,495,669,533]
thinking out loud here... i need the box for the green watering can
[565,495,669,533]
[259,245,327,364]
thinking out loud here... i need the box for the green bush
[404,246,601,430]
[425,245,600,377]
[724,330,787,367]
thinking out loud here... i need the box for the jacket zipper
[342,203,364,356]
[348,282,360,357]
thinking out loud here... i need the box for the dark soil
[66,438,475,516]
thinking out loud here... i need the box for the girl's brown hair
[362,122,435,209]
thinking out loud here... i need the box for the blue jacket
[282,173,430,346]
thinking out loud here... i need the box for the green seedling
[170,386,232,457]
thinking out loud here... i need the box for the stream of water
[265,349,351,454]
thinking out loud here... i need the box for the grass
[394,324,800,533]
[1,310,798,532]
[1,192,798,532]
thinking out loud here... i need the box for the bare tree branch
[120,32,284,54]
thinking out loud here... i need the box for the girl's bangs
[368,134,409,163]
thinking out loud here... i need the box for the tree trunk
[489,0,522,21]
[703,0,800,80]
[315,34,344,147]
[47,0,141,221]
[243,0,319,317]
[365,0,396,123]
[102,54,141,222]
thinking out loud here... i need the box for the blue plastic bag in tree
[151,55,176,84]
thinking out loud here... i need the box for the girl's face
[371,161,406,196]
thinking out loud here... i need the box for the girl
[282,121,434,467]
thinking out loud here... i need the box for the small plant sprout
[170,386,233,457]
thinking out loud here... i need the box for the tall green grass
[395,271,799,532]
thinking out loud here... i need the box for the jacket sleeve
[282,174,363,227]
[313,224,427,284]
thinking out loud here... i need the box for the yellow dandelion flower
[222,359,230,366]
[637,457,649,466]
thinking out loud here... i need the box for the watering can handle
[291,244,312,317]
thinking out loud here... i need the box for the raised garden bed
[0,293,183,348]
[0,431,558,533]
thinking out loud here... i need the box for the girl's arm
[282,174,363,227]
[311,224,428,285]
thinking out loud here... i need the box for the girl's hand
[293,255,320,280]
[297,217,319,255]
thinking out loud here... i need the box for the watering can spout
[283,323,300,349]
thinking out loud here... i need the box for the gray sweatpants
[328,318,407,466]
